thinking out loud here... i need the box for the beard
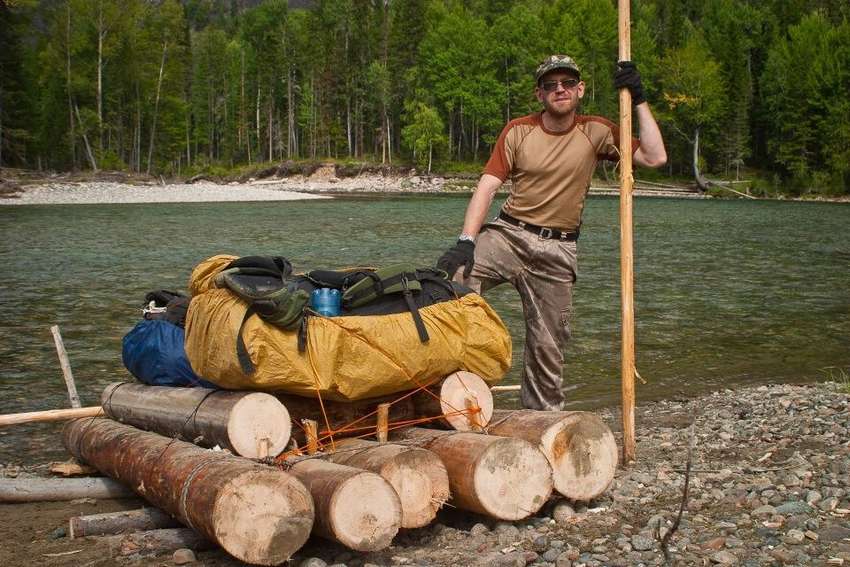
[542,95,579,117]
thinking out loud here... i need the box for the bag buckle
[539,227,553,239]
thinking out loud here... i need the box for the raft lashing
[59,373,618,565]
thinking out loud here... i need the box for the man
[436,55,666,411]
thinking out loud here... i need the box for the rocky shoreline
[1,381,848,566]
[0,164,702,205]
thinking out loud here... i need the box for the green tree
[402,99,447,173]
[659,28,726,186]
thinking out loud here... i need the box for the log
[0,406,103,426]
[64,418,314,565]
[391,427,552,520]
[101,382,291,459]
[276,392,417,444]
[70,507,181,538]
[325,438,450,528]
[285,457,401,551]
[487,410,619,501]
[102,527,213,556]
[0,477,135,502]
[411,371,494,430]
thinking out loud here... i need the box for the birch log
[325,438,450,528]
[70,507,181,538]
[391,427,552,520]
[285,457,402,551]
[64,418,314,565]
[101,382,291,459]
[411,371,494,430]
[487,410,618,501]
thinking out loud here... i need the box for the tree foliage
[1,0,848,193]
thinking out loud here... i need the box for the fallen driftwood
[325,438,450,528]
[0,477,134,502]
[411,371,494,430]
[70,507,181,538]
[0,406,103,426]
[392,427,552,520]
[64,418,314,565]
[285,457,402,551]
[101,382,291,458]
[487,409,618,501]
[103,527,213,556]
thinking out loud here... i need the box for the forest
[1,0,849,196]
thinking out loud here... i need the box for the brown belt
[498,211,579,241]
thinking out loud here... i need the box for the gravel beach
[0,180,332,205]
[1,381,848,567]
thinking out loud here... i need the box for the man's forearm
[634,103,667,168]
[460,174,503,238]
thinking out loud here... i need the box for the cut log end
[440,371,494,430]
[380,448,449,528]
[330,473,401,552]
[212,469,314,565]
[473,437,553,521]
[227,393,292,458]
[545,413,618,500]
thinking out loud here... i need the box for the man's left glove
[614,61,646,106]
[436,239,475,279]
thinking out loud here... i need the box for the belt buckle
[539,227,553,239]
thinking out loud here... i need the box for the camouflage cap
[535,54,581,83]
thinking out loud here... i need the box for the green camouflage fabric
[535,54,581,83]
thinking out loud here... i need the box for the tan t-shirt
[483,112,638,232]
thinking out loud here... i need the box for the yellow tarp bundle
[184,255,512,401]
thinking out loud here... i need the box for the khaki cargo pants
[456,217,577,411]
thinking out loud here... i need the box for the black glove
[436,239,475,279]
[614,61,646,106]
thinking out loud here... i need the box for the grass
[820,366,850,394]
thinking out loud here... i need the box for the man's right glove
[613,61,646,106]
[436,239,475,279]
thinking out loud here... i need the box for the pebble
[172,549,196,564]
[711,550,739,564]
[551,501,576,524]
[630,534,654,551]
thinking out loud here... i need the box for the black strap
[401,278,429,343]
[297,313,308,353]
[236,307,257,375]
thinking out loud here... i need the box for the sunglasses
[540,78,580,92]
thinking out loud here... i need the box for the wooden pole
[51,325,81,408]
[376,403,389,442]
[618,0,637,465]
[70,508,181,538]
[303,419,319,454]
[391,427,552,521]
[0,406,103,427]
[487,410,618,501]
[63,418,314,565]
[326,438,450,528]
[101,382,291,459]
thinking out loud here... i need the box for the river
[0,194,848,463]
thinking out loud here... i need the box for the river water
[1,195,848,463]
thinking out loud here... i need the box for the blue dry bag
[122,319,215,388]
